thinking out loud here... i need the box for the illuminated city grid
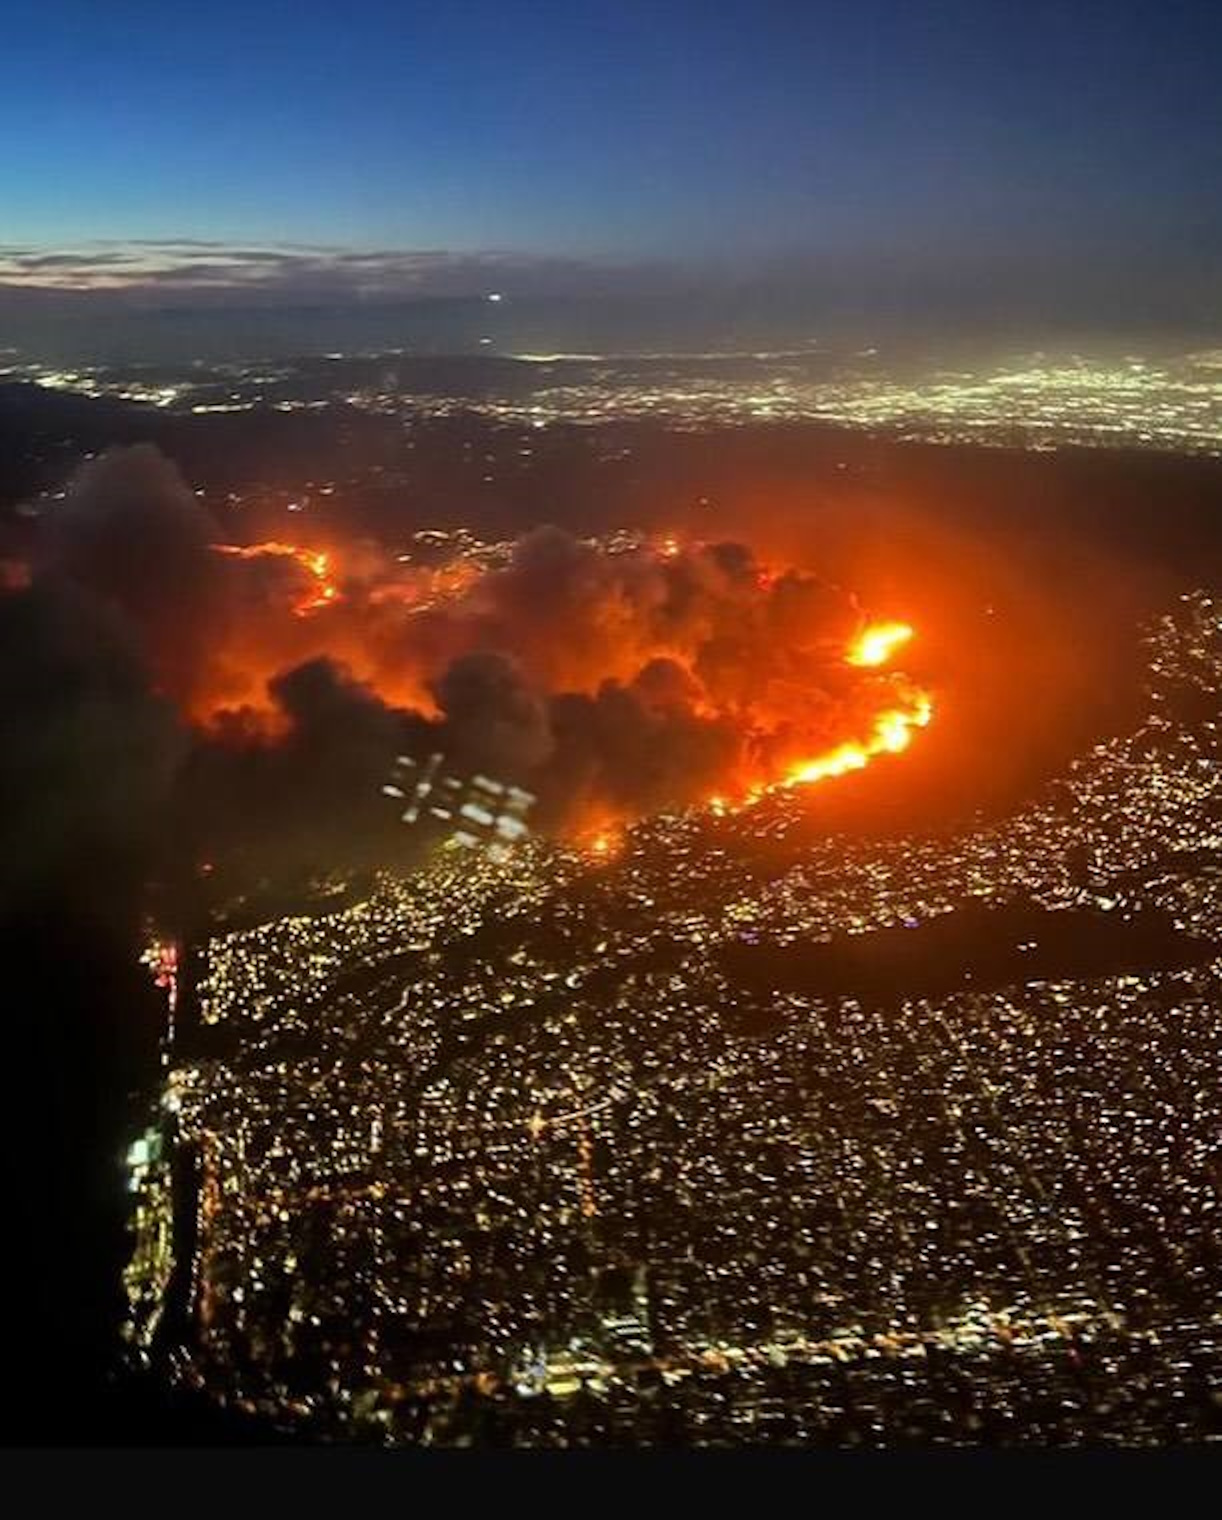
[125,592,1222,1445]
[8,350,1222,456]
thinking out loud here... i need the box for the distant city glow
[11,350,1222,457]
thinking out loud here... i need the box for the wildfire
[647,620,930,849]
[586,689,934,856]
[782,690,933,788]
[846,620,913,668]
[211,541,339,616]
[781,620,931,789]
[198,533,934,855]
[580,824,625,859]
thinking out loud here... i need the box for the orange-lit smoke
[182,536,464,724]
[190,532,935,839]
[211,541,339,616]
[26,445,939,862]
[38,444,935,840]
[698,628,931,824]
[576,624,932,856]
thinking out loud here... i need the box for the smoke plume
[5,444,930,885]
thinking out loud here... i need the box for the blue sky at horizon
[2,0,1220,312]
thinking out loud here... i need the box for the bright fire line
[211,541,339,616]
[846,620,913,667]
[781,690,933,788]
[585,620,934,857]
[782,619,931,788]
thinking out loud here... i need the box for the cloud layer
[0,241,670,307]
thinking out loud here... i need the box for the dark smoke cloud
[0,579,181,915]
[6,443,912,892]
[544,681,741,827]
[176,659,428,887]
[432,651,554,775]
[43,443,224,700]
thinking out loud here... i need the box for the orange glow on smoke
[211,541,340,616]
[0,558,32,592]
[186,538,468,728]
[190,535,935,844]
[614,623,931,850]
[846,620,914,667]
[580,682,934,856]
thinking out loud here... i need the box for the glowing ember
[0,559,31,592]
[846,620,914,668]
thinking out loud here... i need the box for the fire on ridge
[200,531,935,850]
[32,442,940,856]
[580,615,935,856]
[211,541,339,616]
[845,620,914,668]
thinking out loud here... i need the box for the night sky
[3,0,1221,323]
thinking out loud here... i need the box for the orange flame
[211,541,339,616]
[846,620,913,667]
[197,536,934,848]
[695,625,934,826]
[782,690,933,788]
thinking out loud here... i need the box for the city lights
[123,592,1222,1445]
